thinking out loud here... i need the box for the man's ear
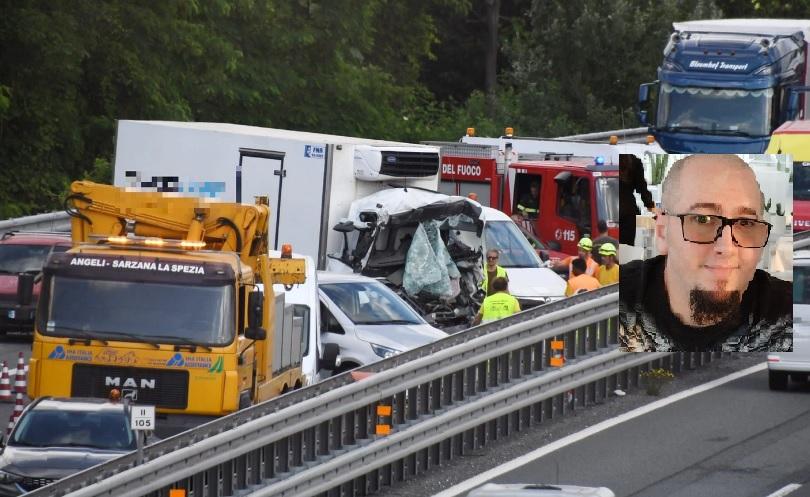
[655,212,668,255]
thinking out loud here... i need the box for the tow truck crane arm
[65,181,303,285]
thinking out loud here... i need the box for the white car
[467,483,615,497]
[768,247,810,390]
[317,271,447,373]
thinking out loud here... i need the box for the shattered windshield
[483,221,542,268]
[40,275,235,346]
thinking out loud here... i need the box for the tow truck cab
[505,157,618,256]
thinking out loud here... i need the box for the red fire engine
[433,141,619,255]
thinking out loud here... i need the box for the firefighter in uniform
[517,182,540,219]
[473,277,521,325]
[597,242,619,286]
[552,237,600,279]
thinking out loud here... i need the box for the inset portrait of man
[619,154,792,352]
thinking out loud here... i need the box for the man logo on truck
[105,376,157,389]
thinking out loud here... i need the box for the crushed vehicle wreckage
[327,188,566,331]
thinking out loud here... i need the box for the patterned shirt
[619,255,792,352]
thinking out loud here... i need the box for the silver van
[769,247,810,390]
[318,271,447,373]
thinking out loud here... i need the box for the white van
[768,246,810,390]
[317,271,447,373]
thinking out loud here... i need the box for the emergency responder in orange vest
[597,242,619,285]
[552,237,600,279]
[480,249,508,296]
[473,276,521,325]
[565,257,602,296]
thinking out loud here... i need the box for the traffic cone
[12,393,23,420]
[13,353,26,395]
[0,363,11,402]
[5,414,14,438]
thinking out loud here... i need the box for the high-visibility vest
[597,264,619,285]
[564,256,599,279]
[480,265,508,296]
[517,202,539,215]
[565,274,601,297]
[480,292,521,322]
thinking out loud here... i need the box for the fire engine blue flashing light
[595,156,605,166]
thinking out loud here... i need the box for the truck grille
[20,476,56,491]
[72,364,189,409]
[379,151,439,177]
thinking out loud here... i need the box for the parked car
[0,397,150,495]
[769,244,810,390]
[318,271,447,374]
[0,231,71,334]
[467,483,616,497]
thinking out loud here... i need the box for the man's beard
[689,289,742,326]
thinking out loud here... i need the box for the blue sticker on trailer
[304,145,325,159]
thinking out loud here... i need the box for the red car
[0,232,71,334]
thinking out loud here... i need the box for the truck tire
[768,370,788,391]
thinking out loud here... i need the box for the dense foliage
[1,0,807,216]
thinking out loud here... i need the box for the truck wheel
[238,391,252,410]
[768,370,788,391]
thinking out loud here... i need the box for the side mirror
[332,220,355,233]
[638,110,649,126]
[247,291,263,329]
[245,327,266,340]
[17,273,34,306]
[321,343,341,370]
[245,291,266,339]
[638,84,650,104]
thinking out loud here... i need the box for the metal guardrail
[29,286,721,497]
[0,211,70,237]
[555,126,652,143]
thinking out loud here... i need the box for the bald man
[619,154,791,352]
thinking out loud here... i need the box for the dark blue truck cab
[639,19,810,153]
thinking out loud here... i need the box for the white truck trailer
[113,120,441,270]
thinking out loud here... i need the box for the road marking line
[765,484,802,497]
[432,362,767,497]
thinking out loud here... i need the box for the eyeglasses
[663,212,771,248]
[486,256,498,261]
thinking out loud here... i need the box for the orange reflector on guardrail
[376,404,392,435]
[550,340,565,367]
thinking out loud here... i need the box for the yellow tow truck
[27,181,329,426]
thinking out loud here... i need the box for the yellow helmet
[599,242,617,256]
[577,237,593,251]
